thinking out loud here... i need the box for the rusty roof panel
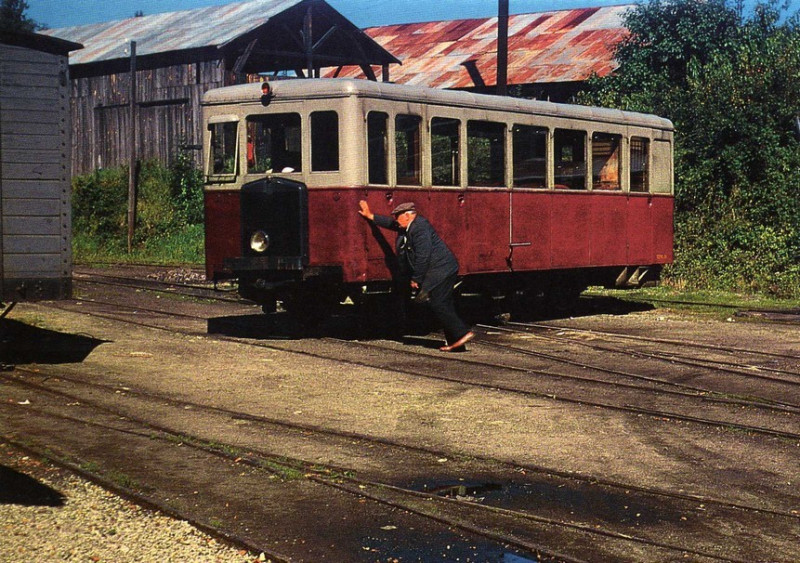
[555,7,601,30]
[322,5,633,89]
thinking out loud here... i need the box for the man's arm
[358,200,397,230]
[358,200,374,221]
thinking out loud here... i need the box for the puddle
[503,553,541,562]
[428,481,503,500]
[417,477,684,526]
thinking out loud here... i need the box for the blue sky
[27,0,798,30]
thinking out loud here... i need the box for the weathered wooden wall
[70,59,230,175]
[0,41,72,301]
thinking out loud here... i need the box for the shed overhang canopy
[42,0,398,74]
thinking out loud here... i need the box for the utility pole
[127,40,137,252]
[304,7,314,78]
[497,0,509,96]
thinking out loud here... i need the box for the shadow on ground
[208,294,655,341]
[485,294,657,323]
[0,464,65,506]
[0,319,108,364]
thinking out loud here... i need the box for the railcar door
[627,194,655,265]
[508,124,551,272]
[464,119,509,274]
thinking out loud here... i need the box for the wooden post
[497,0,509,96]
[127,41,137,252]
[304,6,313,79]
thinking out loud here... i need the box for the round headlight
[250,230,269,253]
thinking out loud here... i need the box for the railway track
[2,268,798,561]
[498,319,800,373]
[47,289,800,441]
[2,366,795,563]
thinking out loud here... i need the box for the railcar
[201,78,673,318]
[1,31,80,314]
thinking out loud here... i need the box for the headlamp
[250,230,270,253]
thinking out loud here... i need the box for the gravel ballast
[0,444,261,562]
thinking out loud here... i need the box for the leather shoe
[439,331,475,352]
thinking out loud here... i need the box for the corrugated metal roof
[41,0,304,64]
[323,5,633,88]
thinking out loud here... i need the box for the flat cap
[391,202,416,215]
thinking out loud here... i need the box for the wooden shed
[43,0,399,176]
[1,31,82,303]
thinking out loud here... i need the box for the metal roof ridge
[362,4,636,30]
[45,0,302,34]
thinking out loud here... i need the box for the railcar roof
[202,78,673,131]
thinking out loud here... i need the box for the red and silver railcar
[202,78,673,316]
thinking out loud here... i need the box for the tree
[0,0,40,34]
[579,0,800,296]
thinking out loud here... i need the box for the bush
[579,0,800,298]
[669,208,800,298]
[170,143,205,226]
[72,166,128,241]
[72,150,205,263]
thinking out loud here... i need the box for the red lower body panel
[204,186,674,284]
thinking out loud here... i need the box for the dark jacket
[373,214,459,292]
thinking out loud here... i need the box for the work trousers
[425,272,471,345]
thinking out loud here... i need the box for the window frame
[630,136,651,193]
[467,119,507,188]
[245,111,303,175]
[591,131,623,191]
[554,128,587,190]
[512,124,549,189]
[430,116,462,187]
[206,115,240,183]
[395,113,423,186]
[310,110,340,173]
[366,110,390,186]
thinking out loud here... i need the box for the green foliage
[170,142,205,226]
[72,152,205,264]
[669,211,800,298]
[72,167,128,241]
[0,0,40,33]
[579,0,800,297]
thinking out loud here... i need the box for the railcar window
[368,112,388,184]
[431,117,460,186]
[396,114,422,185]
[209,121,238,176]
[592,132,622,190]
[630,137,650,192]
[513,125,547,188]
[311,111,339,172]
[246,113,301,174]
[554,129,586,190]
[651,139,673,194]
[468,120,505,187]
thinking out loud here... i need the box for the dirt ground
[1,277,799,561]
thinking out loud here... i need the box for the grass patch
[73,224,204,266]
[585,284,800,319]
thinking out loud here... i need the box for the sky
[26,0,799,30]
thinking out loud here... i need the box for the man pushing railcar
[358,200,475,352]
